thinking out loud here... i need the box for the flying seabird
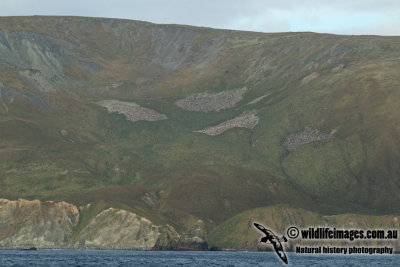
[254,222,288,264]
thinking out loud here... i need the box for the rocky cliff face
[0,198,205,250]
[74,208,159,249]
[0,198,79,248]
[155,219,208,250]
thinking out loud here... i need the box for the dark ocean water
[0,250,398,266]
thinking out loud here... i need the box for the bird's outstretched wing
[253,222,269,234]
[272,242,288,264]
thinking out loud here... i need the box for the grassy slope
[206,204,400,250]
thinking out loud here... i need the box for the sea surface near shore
[0,249,398,266]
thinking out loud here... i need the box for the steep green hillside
[207,205,400,251]
[0,16,400,236]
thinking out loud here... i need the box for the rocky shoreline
[1,199,399,252]
[0,198,206,250]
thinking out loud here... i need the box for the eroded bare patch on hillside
[195,109,258,136]
[175,87,247,112]
[282,126,333,151]
[247,93,270,105]
[97,100,167,122]
[301,71,319,84]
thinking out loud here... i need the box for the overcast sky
[1,0,400,35]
